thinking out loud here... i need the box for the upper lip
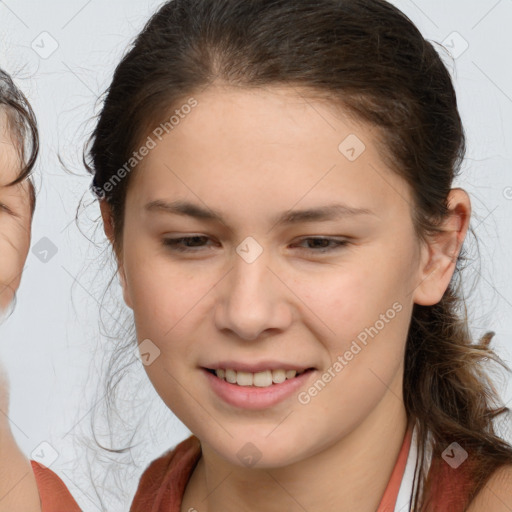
[202,361,315,373]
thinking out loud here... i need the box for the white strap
[394,425,419,512]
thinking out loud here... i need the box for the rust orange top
[30,459,82,512]
[30,424,473,511]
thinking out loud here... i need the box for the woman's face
[105,86,452,468]
[0,115,32,313]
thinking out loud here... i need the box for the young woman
[0,67,41,511]
[7,0,512,510]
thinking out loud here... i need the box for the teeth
[225,369,237,384]
[273,370,287,384]
[214,368,307,387]
[237,371,254,386]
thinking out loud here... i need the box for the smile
[202,367,316,410]
[206,368,310,387]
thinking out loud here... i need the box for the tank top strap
[376,423,415,512]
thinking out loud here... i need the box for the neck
[184,377,409,512]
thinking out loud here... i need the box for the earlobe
[118,264,133,310]
[413,188,471,306]
[98,199,133,310]
[99,199,115,245]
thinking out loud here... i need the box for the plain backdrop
[1,0,512,510]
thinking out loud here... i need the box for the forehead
[129,86,413,223]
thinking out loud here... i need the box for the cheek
[292,266,411,417]
[123,247,199,342]
[124,259,202,413]
[0,220,30,304]
[294,263,406,333]
[290,246,414,368]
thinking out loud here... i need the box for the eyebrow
[144,199,376,228]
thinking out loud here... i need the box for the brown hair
[84,0,512,509]
[0,68,38,214]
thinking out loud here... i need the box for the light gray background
[0,1,511,510]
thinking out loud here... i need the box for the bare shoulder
[466,464,512,511]
[0,449,42,512]
[0,367,42,512]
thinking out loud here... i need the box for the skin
[0,86,507,511]
[100,84,474,512]
[0,117,32,312]
[0,113,41,511]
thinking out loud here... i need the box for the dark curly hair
[0,68,38,214]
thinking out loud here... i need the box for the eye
[0,202,15,216]
[162,235,214,252]
[292,237,349,253]
[161,236,349,254]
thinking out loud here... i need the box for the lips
[202,366,316,409]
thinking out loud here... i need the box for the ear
[99,200,133,309]
[412,188,471,306]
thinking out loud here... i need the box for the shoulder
[131,434,201,511]
[0,437,42,512]
[466,464,512,511]
[0,368,42,512]
[29,460,81,511]
[141,435,200,478]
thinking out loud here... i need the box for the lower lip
[202,368,315,410]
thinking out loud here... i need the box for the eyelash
[161,236,349,254]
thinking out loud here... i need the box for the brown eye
[292,238,349,253]
[162,235,213,253]
[0,202,15,216]
[160,236,349,255]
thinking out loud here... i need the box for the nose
[214,245,293,341]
